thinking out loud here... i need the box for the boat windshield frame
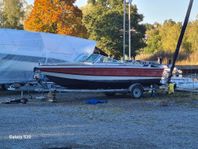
[83,54,119,64]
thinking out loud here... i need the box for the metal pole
[128,0,132,60]
[123,0,126,61]
[168,0,194,83]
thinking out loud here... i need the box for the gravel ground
[0,92,197,149]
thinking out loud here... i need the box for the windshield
[84,54,119,63]
[97,56,118,63]
[84,54,101,63]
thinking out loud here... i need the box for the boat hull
[46,75,162,89]
[38,66,164,89]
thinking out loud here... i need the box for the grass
[0,90,197,105]
[146,92,198,104]
[177,51,198,65]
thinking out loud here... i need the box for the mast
[123,0,126,60]
[128,0,132,60]
[168,0,194,83]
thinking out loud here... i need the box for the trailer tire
[129,84,144,99]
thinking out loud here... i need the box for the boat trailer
[6,80,160,102]
[5,76,198,103]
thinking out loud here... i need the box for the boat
[35,54,165,90]
[0,29,96,85]
[171,76,198,91]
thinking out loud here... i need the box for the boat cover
[0,29,96,84]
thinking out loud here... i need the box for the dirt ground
[0,91,197,149]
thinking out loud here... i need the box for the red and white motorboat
[35,54,165,90]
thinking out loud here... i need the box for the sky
[27,0,197,24]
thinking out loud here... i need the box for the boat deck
[177,65,198,74]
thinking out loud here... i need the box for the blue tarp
[85,99,108,105]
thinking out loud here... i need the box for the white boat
[0,29,96,84]
[171,76,198,91]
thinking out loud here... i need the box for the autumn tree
[185,20,198,52]
[143,23,162,54]
[143,20,182,53]
[139,18,198,64]
[159,20,182,53]
[143,19,198,54]
[83,0,146,58]
[0,0,24,29]
[24,0,87,38]
[0,1,3,26]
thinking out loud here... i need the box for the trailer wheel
[130,84,144,99]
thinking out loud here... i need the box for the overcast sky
[27,0,197,24]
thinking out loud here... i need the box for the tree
[0,1,3,26]
[21,0,33,22]
[185,20,198,52]
[83,1,146,58]
[88,0,122,6]
[159,20,181,53]
[143,23,162,54]
[143,20,183,54]
[0,0,24,29]
[24,0,87,38]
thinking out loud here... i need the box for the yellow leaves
[24,0,87,37]
[154,21,182,53]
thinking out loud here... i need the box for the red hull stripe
[40,68,164,77]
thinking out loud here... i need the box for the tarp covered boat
[0,29,96,84]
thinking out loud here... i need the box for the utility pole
[123,0,126,61]
[128,0,132,60]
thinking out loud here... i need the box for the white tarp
[0,29,96,84]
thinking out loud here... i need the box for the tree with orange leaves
[24,0,87,38]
